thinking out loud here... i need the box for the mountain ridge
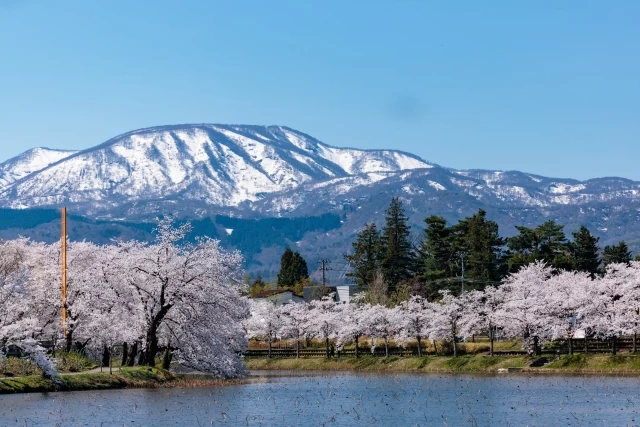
[0,124,639,278]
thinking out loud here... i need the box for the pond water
[2,371,640,426]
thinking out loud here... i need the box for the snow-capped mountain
[0,147,77,192]
[0,124,429,211]
[1,123,640,274]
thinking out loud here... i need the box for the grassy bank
[245,355,529,373]
[541,354,640,373]
[245,353,640,374]
[0,367,237,394]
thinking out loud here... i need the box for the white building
[335,285,360,304]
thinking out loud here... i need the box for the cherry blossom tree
[497,262,552,356]
[280,303,311,359]
[0,239,59,379]
[397,296,431,356]
[460,287,504,355]
[107,218,248,376]
[428,291,465,357]
[616,262,640,352]
[335,298,368,358]
[245,300,284,358]
[586,264,630,355]
[543,270,591,354]
[362,304,403,357]
[307,295,338,359]
[0,239,31,344]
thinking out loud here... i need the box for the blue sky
[0,1,638,180]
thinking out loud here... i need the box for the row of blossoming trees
[0,218,248,379]
[246,261,640,358]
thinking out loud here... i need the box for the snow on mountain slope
[249,167,640,218]
[2,123,639,230]
[0,148,77,191]
[2,125,640,274]
[277,127,430,175]
[0,124,431,210]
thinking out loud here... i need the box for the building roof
[253,289,302,299]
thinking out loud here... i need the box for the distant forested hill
[0,208,341,270]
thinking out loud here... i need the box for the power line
[317,259,332,286]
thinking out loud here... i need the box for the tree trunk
[109,347,113,375]
[325,337,330,359]
[489,325,494,356]
[452,326,458,357]
[384,337,389,358]
[268,338,272,359]
[612,336,617,356]
[568,337,573,355]
[634,333,637,353]
[121,342,128,366]
[584,336,588,354]
[143,322,161,366]
[355,336,359,359]
[433,340,438,355]
[417,335,422,357]
[101,345,110,368]
[296,336,300,359]
[162,348,172,370]
[142,305,172,367]
[535,336,541,356]
[65,329,73,352]
[127,342,138,367]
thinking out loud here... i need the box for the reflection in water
[1,372,640,425]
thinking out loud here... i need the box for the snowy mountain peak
[0,147,78,191]
[0,124,431,210]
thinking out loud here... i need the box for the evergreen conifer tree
[421,216,451,282]
[290,251,309,283]
[602,241,633,266]
[571,225,601,277]
[277,248,309,287]
[457,209,504,285]
[506,220,573,271]
[345,223,382,289]
[421,210,504,297]
[380,197,414,290]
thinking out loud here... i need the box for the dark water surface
[1,371,640,426]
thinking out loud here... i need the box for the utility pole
[61,207,68,340]
[460,253,465,293]
[318,259,332,287]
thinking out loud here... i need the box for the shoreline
[0,367,241,395]
[6,353,640,395]
[244,353,640,375]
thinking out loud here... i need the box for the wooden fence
[246,338,640,358]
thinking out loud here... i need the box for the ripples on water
[1,372,639,426]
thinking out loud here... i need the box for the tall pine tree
[421,210,504,297]
[507,220,573,271]
[571,225,601,277]
[457,209,504,285]
[345,223,382,289]
[277,248,309,287]
[380,197,414,290]
[421,216,452,282]
[602,241,632,267]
